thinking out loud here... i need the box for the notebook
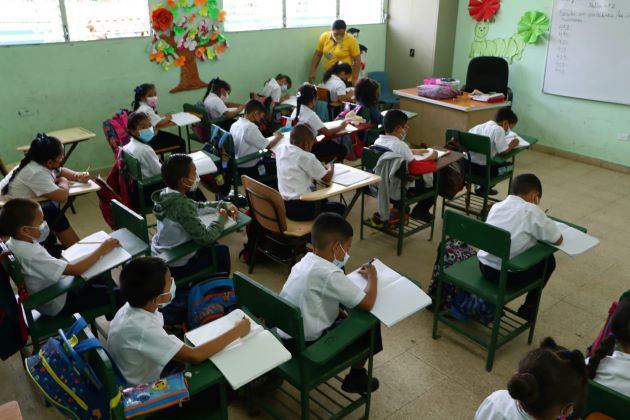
[189,151,218,176]
[548,222,600,257]
[470,92,506,103]
[185,309,291,390]
[506,130,530,148]
[61,231,132,280]
[199,212,237,230]
[170,112,201,127]
[413,148,450,161]
[324,120,358,133]
[346,259,432,327]
[332,166,371,186]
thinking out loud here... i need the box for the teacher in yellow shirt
[308,20,361,86]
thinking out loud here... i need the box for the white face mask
[332,243,350,269]
[280,84,288,93]
[27,221,50,243]
[220,92,229,101]
[146,96,158,108]
[187,174,200,191]
[157,278,176,309]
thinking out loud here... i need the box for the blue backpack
[25,317,126,420]
[187,278,236,330]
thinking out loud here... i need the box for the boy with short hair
[108,256,249,386]
[478,173,563,321]
[151,154,237,279]
[468,107,520,195]
[278,213,382,394]
[373,109,437,222]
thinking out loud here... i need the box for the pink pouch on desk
[417,84,460,100]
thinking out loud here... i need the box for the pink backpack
[417,84,460,100]
[103,109,130,155]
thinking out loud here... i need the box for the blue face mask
[332,243,350,269]
[138,127,155,143]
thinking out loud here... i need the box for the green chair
[121,150,164,218]
[360,146,437,256]
[182,102,231,152]
[583,380,630,420]
[233,272,379,420]
[111,199,150,246]
[441,129,514,220]
[0,242,117,353]
[432,210,555,371]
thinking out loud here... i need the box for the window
[0,0,150,46]
[224,0,385,32]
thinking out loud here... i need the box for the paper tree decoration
[468,0,500,22]
[149,0,229,93]
[517,11,550,44]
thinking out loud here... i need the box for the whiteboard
[543,0,630,105]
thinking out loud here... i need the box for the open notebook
[199,212,237,230]
[170,112,201,127]
[189,151,218,176]
[323,120,358,133]
[332,164,372,186]
[547,222,599,257]
[506,130,530,148]
[346,259,432,327]
[413,148,450,161]
[185,309,291,389]
[61,231,132,280]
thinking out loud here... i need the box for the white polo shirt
[291,106,325,137]
[477,195,562,270]
[275,143,327,200]
[0,161,58,199]
[278,252,365,341]
[229,117,269,168]
[262,78,282,103]
[322,74,347,102]
[6,238,68,316]
[203,92,228,120]
[593,351,630,397]
[468,120,511,166]
[374,135,414,162]
[135,102,163,127]
[475,390,533,420]
[107,302,184,386]
[122,137,162,178]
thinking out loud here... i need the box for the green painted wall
[452,0,630,167]
[0,18,386,172]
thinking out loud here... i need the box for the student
[0,133,87,248]
[321,61,353,103]
[122,112,162,178]
[353,77,383,126]
[275,125,345,221]
[587,298,630,397]
[261,74,292,103]
[291,84,348,162]
[202,78,244,121]
[108,256,250,386]
[373,110,437,222]
[468,107,520,195]
[151,154,237,280]
[229,100,283,182]
[0,198,122,317]
[132,83,185,153]
[478,174,563,321]
[475,337,587,420]
[278,213,381,393]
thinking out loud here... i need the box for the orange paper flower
[189,13,196,23]
[215,44,226,54]
[210,31,218,41]
[151,8,174,32]
[174,56,186,67]
[218,10,227,22]
[194,0,207,5]
[195,46,206,58]
[167,0,176,8]
[150,50,165,62]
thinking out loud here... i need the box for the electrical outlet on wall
[409,49,415,58]
[616,133,629,142]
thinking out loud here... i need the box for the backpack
[416,84,460,100]
[103,109,131,155]
[95,149,133,228]
[201,128,233,197]
[0,248,28,360]
[250,93,275,137]
[25,316,126,420]
[438,131,468,199]
[186,278,236,330]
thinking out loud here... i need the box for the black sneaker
[475,186,498,196]
[410,207,433,223]
[341,368,380,394]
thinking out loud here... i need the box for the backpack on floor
[25,316,126,420]
[186,278,237,330]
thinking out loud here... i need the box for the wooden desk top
[300,164,381,202]
[0,401,22,420]
[0,179,100,207]
[394,89,511,112]
[434,147,465,170]
[16,127,96,152]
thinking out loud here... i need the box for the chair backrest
[443,210,511,261]
[445,128,491,157]
[121,150,143,181]
[317,86,331,103]
[111,199,150,244]
[183,102,210,125]
[209,124,235,157]
[233,272,305,350]
[465,57,509,97]
[584,380,630,419]
[241,175,288,233]
[361,147,382,172]
[367,71,392,96]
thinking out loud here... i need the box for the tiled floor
[1,150,628,419]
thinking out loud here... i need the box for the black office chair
[463,57,513,102]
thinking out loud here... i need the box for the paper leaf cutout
[517,11,550,44]
[199,6,209,16]
[173,26,186,36]
[206,48,216,60]
[174,55,186,67]
[468,0,500,22]
[194,0,207,5]
[209,6,219,19]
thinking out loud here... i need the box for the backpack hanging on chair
[95,149,133,228]
[103,109,131,156]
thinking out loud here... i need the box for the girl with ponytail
[475,337,587,420]
[0,134,87,247]
[588,298,630,397]
[321,61,353,102]
[202,77,244,125]
[290,84,349,162]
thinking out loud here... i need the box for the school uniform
[122,137,162,178]
[468,120,512,180]
[6,238,120,317]
[275,143,344,220]
[229,117,276,183]
[475,390,533,420]
[290,106,347,162]
[261,78,282,103]
[107,302,184,386]
[135,101,185,154]
[203,92,229,120]
[478,195,561,307]
[593,351,630,397]
[322,74,347,102]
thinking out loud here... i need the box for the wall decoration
[470,21,525,63]
[517,11,550,44]
[149,0,229,93]
[468,0,500,22]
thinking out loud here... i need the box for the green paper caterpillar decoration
[469,21,526,63]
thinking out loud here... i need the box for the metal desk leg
[343,190,363,218]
